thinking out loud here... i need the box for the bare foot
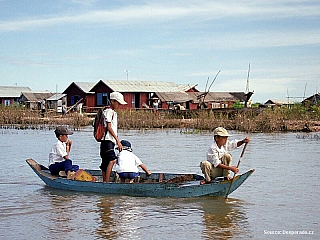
[67,171,75,180]
[200,180,210,185]
[129,179,134,183]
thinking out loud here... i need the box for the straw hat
[213,127,232,137]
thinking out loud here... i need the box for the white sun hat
[110,92,127,105]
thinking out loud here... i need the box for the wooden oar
[225,142,248,199]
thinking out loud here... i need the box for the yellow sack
[74,169,97,182]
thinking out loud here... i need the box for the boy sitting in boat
[48,126,79,180]
[116,140,152,183]
[200,127,250,185]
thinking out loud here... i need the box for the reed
[0,107,91,130]
[118,105,320,132]
[1,104,319,132]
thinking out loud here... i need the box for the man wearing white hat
[100,92,127,182]
[200,127,250,185]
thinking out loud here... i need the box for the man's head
[213,127,231,137]
[110,92,127,108]
[213,127,231,146]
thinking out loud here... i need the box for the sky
[0,0,319,103]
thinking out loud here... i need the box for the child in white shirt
[49,126,79,179]
[116,140,152,183]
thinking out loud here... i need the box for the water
[0,128,319,239]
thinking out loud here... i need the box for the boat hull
[26,159,254,198]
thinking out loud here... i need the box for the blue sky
[0,0,319,103]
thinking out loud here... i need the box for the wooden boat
[26,158,254,198]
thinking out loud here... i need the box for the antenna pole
[245,63,250,93]
[204,77,209,93]
[303,83,307,100]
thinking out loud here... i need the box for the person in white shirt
[200,127,250,185]
[100,92,127,182]
[49,126,79,180]
[116,140,152,183]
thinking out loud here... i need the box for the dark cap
[120,140,131,148]
[54,126,73,135]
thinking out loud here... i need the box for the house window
[211,103,220,109]
[97,93,109,106]
[71,95,81,105]
[4,99,10,106]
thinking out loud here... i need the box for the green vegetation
[231,101,244,109]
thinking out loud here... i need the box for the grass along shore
[1,105,320,132]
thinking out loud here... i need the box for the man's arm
[217,163,239,173]
[107,122,123,151]
[63,140,72,159]
[237,137,250,147]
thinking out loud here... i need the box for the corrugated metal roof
[47,93,67,101]
[155,92,191,103]
[0,86,32,98]
[155,91,246,103]
[73,82,96,93]
[303,93,320,103]
[264,99,294,105]
[20,92,54,102]
[188,92,245,103]
[100,80,190,92]
[230,92,247,102]
[179,84,198,92]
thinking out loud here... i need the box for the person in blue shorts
[116,140,152,183]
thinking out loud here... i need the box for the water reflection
[200,197,252,239]
[37,187,101,239]
[95,196,253,239]
[42,188,79,236]
[96,197,119,239]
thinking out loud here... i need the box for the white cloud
[70,0,98,7]
[173,29,320,51]
[0,56,59,67]
[1,1,320,32]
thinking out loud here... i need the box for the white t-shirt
[116,150,143,173]
[103,108,118,144]
[49,140,67,166]
[206,138,239,167]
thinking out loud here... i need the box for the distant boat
[26,158,254,198]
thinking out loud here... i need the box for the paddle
[225,142,248,199]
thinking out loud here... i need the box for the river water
[0,127,319,239]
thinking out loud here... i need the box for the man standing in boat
[200,127,250,185]
[100,92,127,182]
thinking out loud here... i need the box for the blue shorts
[118,172,139,179]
